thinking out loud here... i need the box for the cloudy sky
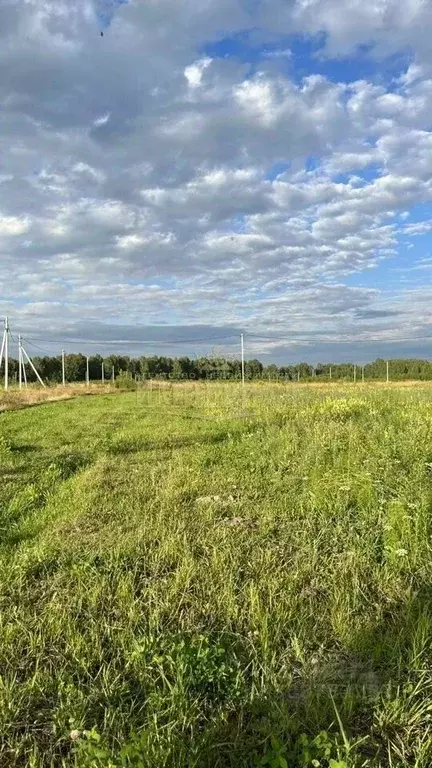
[1,0,432,363]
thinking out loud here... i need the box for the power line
[22,332,432,348]
[247,333,432,344]
[23,333,241,347]
[23,338,58,356]
[13,329,432,352]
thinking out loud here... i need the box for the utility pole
[386,360,389,383]
[102,362,105,384]
[112,366,115,384]
[86,356,90,386]
[353,364,357,384]
[329,366,332,380]
[18,335,23,390]
[4,317,9,391]
[240,334,245,388]
[0,325,5,386]
[297,370,300,382]
[362,366,365,384]
[0,319,10,391]
[62,350,66,387]
[21,345,45,387]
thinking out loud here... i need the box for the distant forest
[3,354,432,383]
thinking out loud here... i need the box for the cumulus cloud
[0,0,431,360]
[184,57,212,88]
[0,215,30,236]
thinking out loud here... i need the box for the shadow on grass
[0,466,28,479]
[9,443,38,454]
[105,416,268,457]
[106,431,233,456]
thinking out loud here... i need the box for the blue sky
[0,0,431,362]
[203,32,410,87]
[95,0,128,30]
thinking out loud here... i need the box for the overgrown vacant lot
[1,383,432,767]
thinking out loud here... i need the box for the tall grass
[0,383,431,766]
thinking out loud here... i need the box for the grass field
[1,382,432,767]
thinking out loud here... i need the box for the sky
[1,0,432,364]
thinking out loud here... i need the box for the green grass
[0,382,432,767]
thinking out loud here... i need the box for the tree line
[2,353,432,384]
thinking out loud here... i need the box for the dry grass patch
[0,383,116,412]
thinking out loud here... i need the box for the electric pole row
[0,318,45,390]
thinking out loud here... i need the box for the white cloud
[262,48,292,59]
[184,57,212,88]
[93,113,110,127]
[0,214,30,236]
[403,221,432,235]
[287,0,432,64]
[0,0,431,357]
[116,234,147,249]
[234,77,280,126]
